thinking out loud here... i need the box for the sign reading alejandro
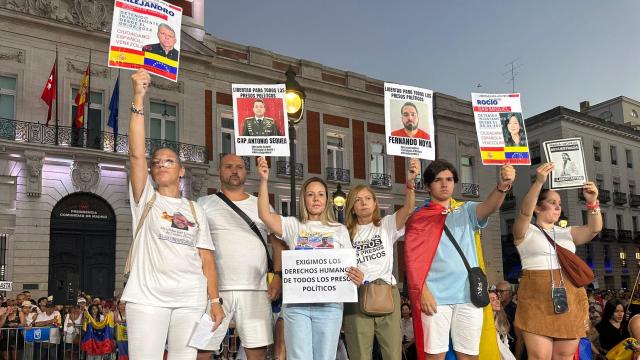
[108,0,183,81]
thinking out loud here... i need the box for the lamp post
[332,184,347,224]
[284,65,305,216]
[558,211,569,228]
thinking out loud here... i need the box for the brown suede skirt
[514,269,588,339]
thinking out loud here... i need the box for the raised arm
[395,158,419,229]
[476,164,516,221]
[512,163,553,245]
[129,69,151,204]
[571,182,603,245]
[257,157,283,237]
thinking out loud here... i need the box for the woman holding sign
[257,156,363,360]
[512,162,601,360]
[124,69,224,360]
[342,158,419,360]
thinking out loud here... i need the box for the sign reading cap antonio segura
[384,83,435,160]
[108,0,182,82]
[233,84,289,157]
[543,138,588,190]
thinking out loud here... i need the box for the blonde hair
[494,308,511,340]
[345,185,382,241]
[298,177,338,226]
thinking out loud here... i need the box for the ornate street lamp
[332,184,347,223]
[285,65,305,216]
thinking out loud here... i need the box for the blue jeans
[283,302,343,360]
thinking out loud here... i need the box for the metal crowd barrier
[0,325,119,360]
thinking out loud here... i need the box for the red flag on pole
[41,63,56,126]
[74,65,90,129]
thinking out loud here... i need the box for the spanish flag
[405,199,499,360]
[109,46,178,81]
[74,65,90,129]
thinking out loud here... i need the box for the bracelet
[130,103,144,116]
[496,184,511,193]
[586,200,600,210]
[589,208,601,215]
[406,184,415,191]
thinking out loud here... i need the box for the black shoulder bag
[442,225,490,308]
[216,192,274,274]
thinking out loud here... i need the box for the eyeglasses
[496,289,511,294]
[151,158,178,169]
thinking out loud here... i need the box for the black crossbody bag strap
[442,225,472,272]
[216,192,273,272]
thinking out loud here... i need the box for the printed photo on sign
[108,0,182,82]
[384,83,435,160]
[293,230,336,250]
[543,138,588,190]
[472,93,530,165]
[158,211,197,246]
[282,249,357,304]
[233,84,289,156]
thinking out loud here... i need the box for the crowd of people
[3,68,619,360]
[0,291,128,360]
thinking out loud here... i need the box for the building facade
[502,105,640,289]
[0,0,504,301]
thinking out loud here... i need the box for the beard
[222,175,245,188]
[404,122,418,131]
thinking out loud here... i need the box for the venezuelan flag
[505,146,531,164]
[143,51,178,80]
[81,311,115,356]
[109,46,178,81]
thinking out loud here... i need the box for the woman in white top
[341,158,418,360]
[124,69,224,360]
[257,157,363,360]
[512,162,602,360]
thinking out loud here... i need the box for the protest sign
[0,281,11,291]
[543,138,588,189]
[282,249,357,304]
[471,93,530,165]
[233,84,289,156]
[384,83,435,160]
[108,0,182,82]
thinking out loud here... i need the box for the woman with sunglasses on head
[257,156,363,360]
[122,69,224,360]
[512,162,602,360]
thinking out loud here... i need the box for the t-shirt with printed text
[352,214,404,284]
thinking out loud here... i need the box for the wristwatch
[211,297,223,305]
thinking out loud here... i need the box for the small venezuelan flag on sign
[505,146,531,164]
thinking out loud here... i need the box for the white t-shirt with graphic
[352,215,403,284]
[280,217,352,250]
[197,194,271,291]
[122,177,215,308]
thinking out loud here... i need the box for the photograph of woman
[502,113,528,147]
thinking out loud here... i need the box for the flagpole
[86,49,92,146]
[114,69,120,152]
[55,46,59,145]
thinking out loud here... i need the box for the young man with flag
[405,159,515,360]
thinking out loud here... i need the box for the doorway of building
[49,192,116,304]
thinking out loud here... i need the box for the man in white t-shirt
[197,154,285,360]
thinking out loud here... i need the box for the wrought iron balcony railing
[618,230,633,243]
[598,189,611,203]
[276,161,303,178]
[461,183,480,197]
[0,118,207,163]
[369,173,391,188]
[600,228,617,241]
[326,167,350,184]
[219,153,251,171]
[614,191,628,206]
[630,194,640,207]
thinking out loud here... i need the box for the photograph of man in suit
[142,23,179,61]
[390,102,431,140]
[241,99,282,136]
